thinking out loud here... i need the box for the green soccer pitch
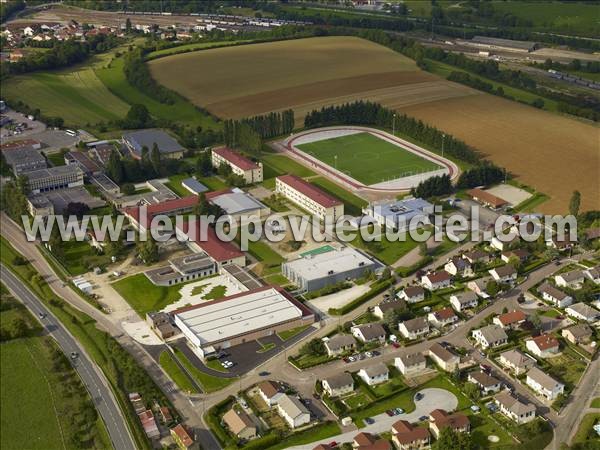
[295,132,441,185]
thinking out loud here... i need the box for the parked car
[365,352,373,358]
[348,356,356,362]
[415,393,424,401]
[480,364,492,373]
[365,417,375,425]
[70,352,79,360]
[419,415,428,422]
[395,408,404,415]
[259,371,270,377]
[392,342,400,348]
[386,410,395,416]
[328,442,338,448]
[38,312,46,319]
[372,350,380,356]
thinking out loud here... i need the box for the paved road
[289,388,458,450]
[1,214,222,450]
[1,265,136,450]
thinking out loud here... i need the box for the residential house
[170,424,197,450]
[394,352,426,376]
[555,270,585,290]
[472,325,508,349]
[525,335,560,358]
[138,410,160,439]
[562,324,593,345]
[428,343,459,372]
[324,334,356,357]
[421,272,452,290]
[427,307,458,328]
[467,371,502,395]
[489,265,517,284]
[450,291,479,312]
[258,380,284,406]
[222,408,257,441]
[547,235,577,251]
[494,391,536,424]
[467,277,493,298]
[399,317,429,340]
[392,420,430,450]
[398,286,425,303]
[276,394,311,429]
[374,299,405,320]
[584,266,600,285]
[428,409,470,438]
[351,323,386,344]
[498,349,535,375]
[526,367,564,401]
[444,257,474,277]
[501,249,530,264]
[462,249,491,265]
[490,234,519,251]
[565,303,600,323]
[537,283,573,308]
[322,373,354,397]
[353,432,392,450]
[493,310,527,329]
[358,363,389,386]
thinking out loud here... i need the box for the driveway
[288,388,458,449]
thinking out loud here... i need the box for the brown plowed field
[400,95,599,213]
[149,36,598,214]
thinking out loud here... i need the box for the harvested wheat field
[148,36,468,119]
[400,95,599,213]
[150,36,598,213]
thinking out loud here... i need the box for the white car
[221,361,234,368]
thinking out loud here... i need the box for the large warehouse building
[173,285,315,359]
[282,246,381,292]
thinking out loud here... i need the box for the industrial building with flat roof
[25,165,84,193]
[208,188,269,219]
[145,252,216,286]
[211,147,263,184]
[465,36,538,53]
[282,246,380,292]
[173,285,314,359]
[363,197,432,232]
[275,174,343,222]
[181,177,209,195]
[2,146,47,175]
[123,129,185,159]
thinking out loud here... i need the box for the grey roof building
[181,177,209,195]
[3,147,47,175]
[123,129,185,159]
[24,165,84,193]
[282,246,380,292]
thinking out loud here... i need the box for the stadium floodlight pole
[442,133,446,159]
[393,113,396,135]
[334,155,337,169]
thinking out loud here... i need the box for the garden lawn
[572,413,600,444]
[297,132,441,185]
[350,231,420,265]
[278,325,310,341]
[165,174,195,197]
[266,422,341,450]
[248,240,284,266]
[173,349,236,393]
[309,177,368,216]
[112,273,184,316]
[60,239,111,275]
[159,351,199,394]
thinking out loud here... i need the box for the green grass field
[173,348,236,393]
[309,177,367,216]
[112,273,184,316]
[296,132,441,185]
[159,351,199,394]
[2,66,130,126]
[95,56,219,129]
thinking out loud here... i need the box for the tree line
[123,48,178,105]
[304,100,481,165]
[240,110,294,139]
[5,34,121,75]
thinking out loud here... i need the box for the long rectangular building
[211,147,263,184]
[173,285,314,359]
[25,165,84,193]
[282,246,380,292]
[275,174,343,222]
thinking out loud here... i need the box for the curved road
[1,265,136,450]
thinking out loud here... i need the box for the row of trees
[222,120,262,154]
[241,110,295,139]
[456,164,505,189]
[411,174,453,199]
[106,143,184,184]
[304,100,481,164]
[7,34,121,74]
[123,48,178,104]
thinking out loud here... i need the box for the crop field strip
[296,132,442,186]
